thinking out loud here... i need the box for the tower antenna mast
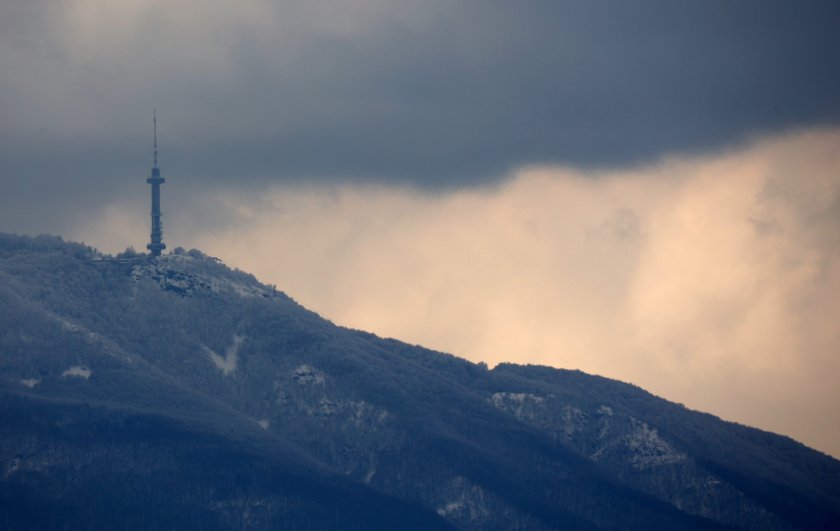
[146,108,166,257]
[153,107,158,168]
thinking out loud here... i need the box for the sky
[1,1,839,457]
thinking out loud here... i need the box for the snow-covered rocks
[318,398,339,416]
[559,405,587,439]
[293,365,325,385]
[488,392,544,421]
[625,418,686,469]
[489,391,687,471]
[597,405,614,416]
[130,254,274,299]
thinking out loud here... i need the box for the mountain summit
[1,233,838,530]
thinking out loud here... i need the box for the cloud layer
[3,1,840,233]
[74,127,840,457]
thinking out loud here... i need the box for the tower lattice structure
[147,109,166,257]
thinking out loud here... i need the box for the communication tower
[146,108,166,257]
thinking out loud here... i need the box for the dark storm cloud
[1,0,839,231]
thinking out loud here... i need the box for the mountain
[1,232,838,530]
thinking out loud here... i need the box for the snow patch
[437,501,465,518]
[20,378,40,388]
[434,476,492,524]
[57,318,81,333]
[205,275,273,298]
[53,316,102,346]
[488,392,544,421]
[348,401,372,424]
[364,468,376,484]
[597,405,614,416]
[318,398,338,416]
[62,366,91,379]
[490,392,543,405]
[560,405,587,438]
[257,419,270,430]
[204,334,244,376]
[293,365,325,385]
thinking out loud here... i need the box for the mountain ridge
[1,232,838,530]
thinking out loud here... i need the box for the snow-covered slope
[1,233,839,530]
